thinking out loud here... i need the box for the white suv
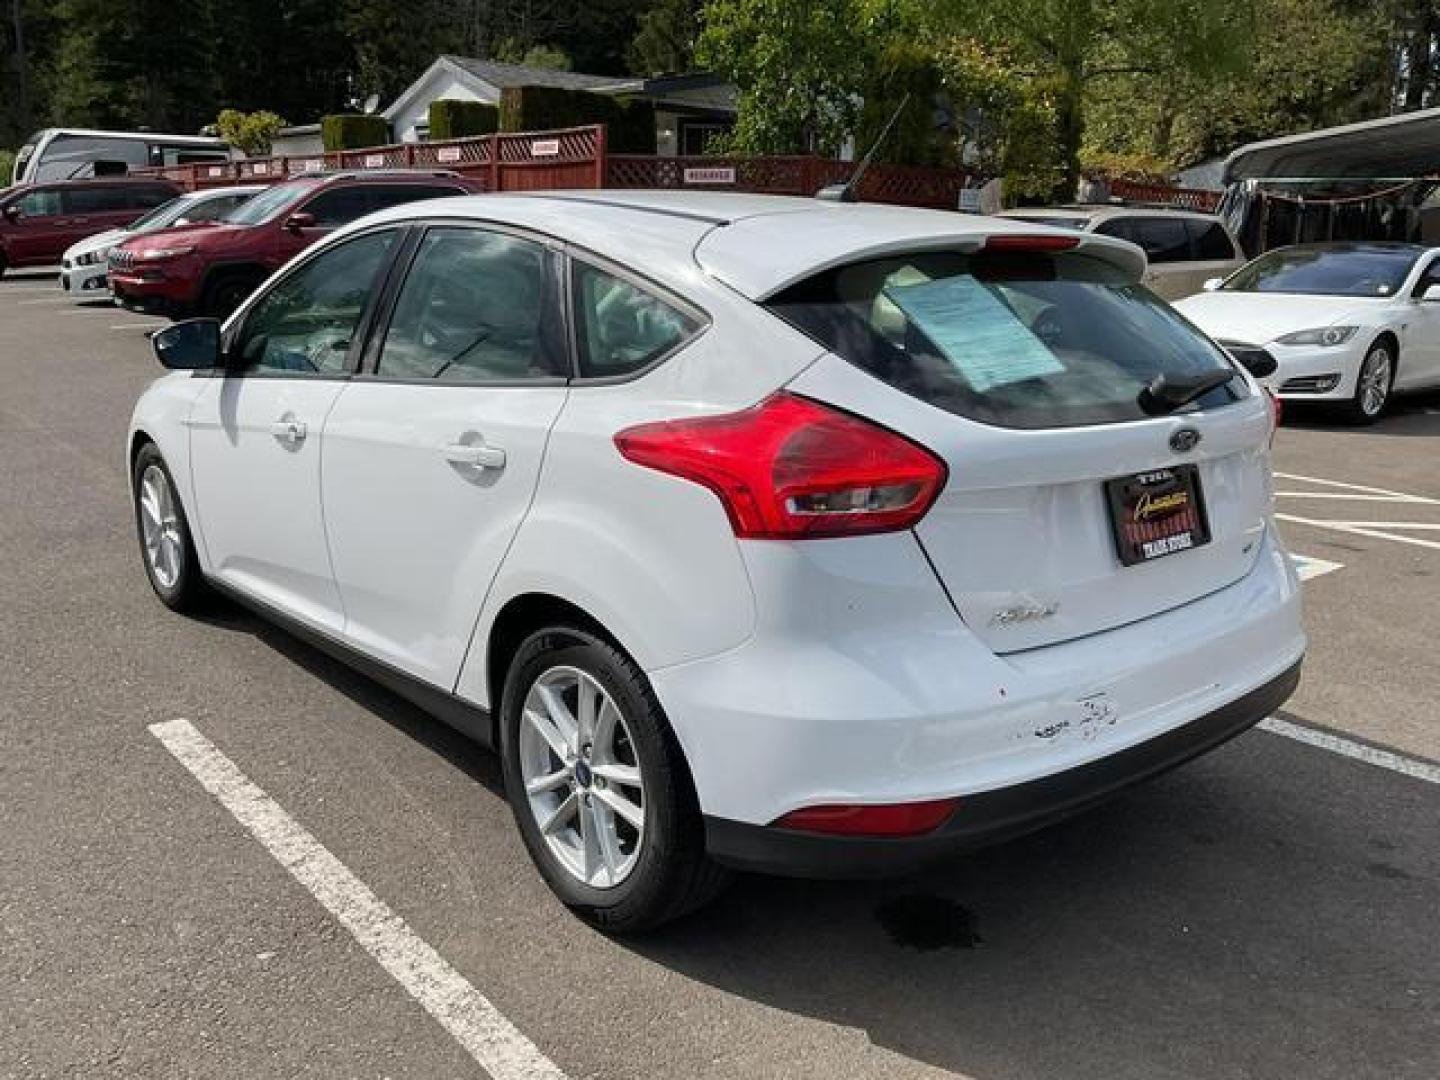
[129,192,1305,930]
[997,206,1245,300]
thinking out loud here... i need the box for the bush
[215,109,288,157]
[321,114,390,152]
[498,86,656,154]
[429,99,499,141]
[0,149,15,186]
[855,44,952,167]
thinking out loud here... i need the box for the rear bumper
[705,659,1300,877]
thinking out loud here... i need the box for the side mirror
[1421,284,1440,302]
[1202,277,1224,292]
[284,211,316,233]
[2,205,21,222]
[151,318,222,370]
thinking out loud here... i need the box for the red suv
[108,170,479,319]
[0,177,181,278]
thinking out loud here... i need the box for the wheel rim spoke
[540,791,578,836]
[593,786,644,831]
[523,706,571,762]
[139,466,181,589]
[524,767,570,796]
[518,664,646,889]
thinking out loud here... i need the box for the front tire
[132,443,208,612]
[500,625,728,933]
[201,270,263,319]
[1342,340,1395,425]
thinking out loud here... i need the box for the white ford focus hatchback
[129,191,1305,930]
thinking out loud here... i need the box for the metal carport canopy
[1222,106,1440,184]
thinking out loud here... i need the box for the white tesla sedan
[1176,242,1440,423]
[128,192,1305,930]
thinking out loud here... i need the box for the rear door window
[364,183,466,213]
[66,186,131,213]
[766,250,1243,429]
[129,185,178,210]
[1098,217,1191,264]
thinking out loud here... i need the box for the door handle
[270,417,308,444]
[443,442,506,470]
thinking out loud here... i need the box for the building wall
[272,129,324,157]
[390,71,495,143]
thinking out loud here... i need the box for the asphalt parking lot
[1,268,1436,1080]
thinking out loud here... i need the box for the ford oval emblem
[1169,427,1202,454]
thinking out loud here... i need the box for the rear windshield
[766,250,1243,429]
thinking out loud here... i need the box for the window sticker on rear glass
[884,275,1064,392]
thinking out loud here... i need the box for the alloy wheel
[518,665,646,888]
[138,464,184,590]
[1359,347,1392,417]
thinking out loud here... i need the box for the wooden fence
[144,126,608,194]
[144,125,1218,215]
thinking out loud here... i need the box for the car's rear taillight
[773,799,959,838]
[614,392,947,539]
[981,234,1080,253]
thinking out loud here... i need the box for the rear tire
[1341,340,1395,425]
[499,625,729,933]
[132,443,209,612]
[201,270,264,319]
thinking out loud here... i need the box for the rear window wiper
[1137,369,1235,416]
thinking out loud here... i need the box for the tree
[214,108,288,156]
[937,0,1253,199]
[628,0,702,75]
[696,0,903,154]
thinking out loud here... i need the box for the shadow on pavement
[201,600,1438,1080]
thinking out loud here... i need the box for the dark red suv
[108,170,479,319]
[0,177,181,277]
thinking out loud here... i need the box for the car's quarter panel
[454,294,825,708]
[320,383,570,688]
[785,353,1275,653]
[186,376,351,632]
[651,526,1302,828]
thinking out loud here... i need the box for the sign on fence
[251,162,269,175]
[436,146,462,163]
[531,139,561,157]
[683,166,737,185]
[207,166,225,178]
[364,153,385,168]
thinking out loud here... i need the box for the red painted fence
[143,124,1217,214]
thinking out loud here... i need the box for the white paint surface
[148,718,568,1080]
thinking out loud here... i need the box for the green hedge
[498,86,656,154]
[429,99,499,140]
[321,114,390,152]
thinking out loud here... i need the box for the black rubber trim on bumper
[704,659,1302,879]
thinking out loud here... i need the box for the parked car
[60,185,264,302]
[0,176,181,278]
[996,206,1245,300]
[128,193,1304,930]
[1176,242,1440,424]
[108,170,479,319]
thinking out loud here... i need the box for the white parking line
[110,322,163,331]
[1274,472,1440,505]
[1260,717,1440,785]
[17,296,75,306]
[1276,513,1440,552]
[149,719,568,1080]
